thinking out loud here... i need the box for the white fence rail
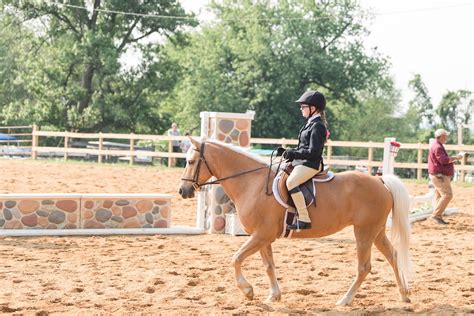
[1,125,473,180]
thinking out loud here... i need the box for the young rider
[283,91,328,230]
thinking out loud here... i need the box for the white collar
[306,113,321,124]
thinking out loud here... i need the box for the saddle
[273,164,335,210]
[272,164,335,238]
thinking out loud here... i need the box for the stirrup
[287,220,311,231]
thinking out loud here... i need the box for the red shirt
[428,140,454,176]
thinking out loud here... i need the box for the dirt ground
[0,159,473,314]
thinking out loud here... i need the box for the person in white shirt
[167,122,181,167]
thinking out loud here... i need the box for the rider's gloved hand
[283,149,295,161]
[276,147,285,157]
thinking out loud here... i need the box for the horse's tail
[382,174,411,290]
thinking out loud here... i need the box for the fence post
[367,143,373,175]
[326,142,332,168]
[31,124,38,160]
[64,134,69,161]
[417,145,423,180]
[168,138,172,168]
[460,154,466,182]
[382,137,396,175]
[7,127,11,148]
[130,133,135,166]
[98,132,103,164]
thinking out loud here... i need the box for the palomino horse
[179,138,411,305]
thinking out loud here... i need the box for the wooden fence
[0,125,33,157]
[1,125,473,181]
[252,137,474,181]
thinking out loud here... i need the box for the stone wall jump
[0,194,172,230]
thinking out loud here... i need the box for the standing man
[428,129,463,225]
[167,122,181,167]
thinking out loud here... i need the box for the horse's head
[178,137,213,199]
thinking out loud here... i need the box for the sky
[180,0,473,110]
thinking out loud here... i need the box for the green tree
[2,0,195,132]
[405,74,473,145]
[408,73,434,130]
[437,90,473,144]
[0,15,33,125]
[162,0,396,139]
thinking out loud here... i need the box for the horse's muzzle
[178,185,195,199]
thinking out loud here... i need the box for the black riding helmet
[295,91,326,111]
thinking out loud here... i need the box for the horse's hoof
[265,293,281,303]
[401,296,411,303]
[243,287,254,300]
[335,297,352,306]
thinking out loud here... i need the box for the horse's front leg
[260,244,281,302]
[232,235,267,300]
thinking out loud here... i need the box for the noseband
[180,142,268,190]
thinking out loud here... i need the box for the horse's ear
[189,136,201,149]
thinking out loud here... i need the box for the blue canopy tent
[0,133,16,141]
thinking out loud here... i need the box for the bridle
[180,141,269,190]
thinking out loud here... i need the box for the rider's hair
[319,110,328,127]
[311,105,327,128]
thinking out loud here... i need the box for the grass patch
[455,181,474,188]
[403,178,429,185]
[401,177,474,187]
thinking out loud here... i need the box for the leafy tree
[437,90,472,129]
[2,0,195,132]
[406,74,472,144]
[162,0,396,139]
[0,15,33,125]
[407,74,434,130]
[437,90,473,144]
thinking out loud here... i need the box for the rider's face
[300,104,311,118]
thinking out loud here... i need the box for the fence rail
[1,125,473,181]
[0,125,33,157]
[252,138,473,181]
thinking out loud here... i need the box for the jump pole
[0,227,206,237]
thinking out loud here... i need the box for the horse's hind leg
[260,244,281,302]
[374,229,410,302]
[232,235,267,300]
[336,226,375,306]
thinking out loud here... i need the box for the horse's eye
[188,160,195,165]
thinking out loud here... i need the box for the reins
[181,142,276,190]
[265,147,285,195]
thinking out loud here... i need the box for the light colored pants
[286,165,321,222]
[430,174,453,218]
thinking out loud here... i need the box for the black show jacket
[293,116,326,170]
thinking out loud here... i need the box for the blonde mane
[207,139,269,166]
